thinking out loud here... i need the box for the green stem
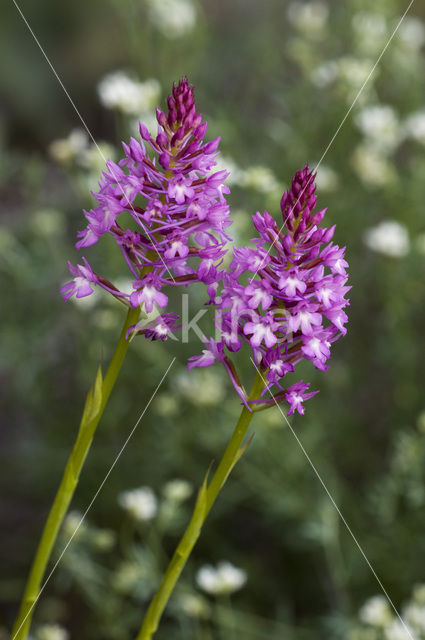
[135,371,265,640]
[11,305,140,640]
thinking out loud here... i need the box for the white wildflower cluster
[398,16,425,52]
[62,510,86,539]
[49,129,115,190]
[118,486,158,521]
[352,12,387,55]
[146,0,196,38]
[364,220,410,258]
[175,368,226,407]
[196,561,247,596]
[98,72,160,116]
[35,625,69,640]
[177,592,211,619]
[404,111,425,146]
[163,478,193,503]
[287,1,329,37]
[212,156,281,194]
[48,129,88,165]
[311,57,373,94]
[354,586,425,640]
[359,595,392,628]
[351,144,395,188]
[355,105,401,155]
[238,166,281,193]
[314,164,339,192]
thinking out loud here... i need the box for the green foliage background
[1,0,425,638]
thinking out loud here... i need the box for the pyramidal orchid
[61,77,231,340]
[189,165,350,416]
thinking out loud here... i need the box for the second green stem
[135,371,265,640]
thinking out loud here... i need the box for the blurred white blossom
[311,56,375,105]
[62,510,86,539]
[287,1,329,36]
[98,72,160,115]
[352,144,395,187]
[404,111,425,145]
[404,603,425,633]
[35,625,69,640]
[177,592,211,618]
[359,595,392,627]
[154,393,179,417]
[239,166,281,193]
[311,60,339,89]
[163,479,193,502]
[196,561,247,595]
[315,164,339,192]
[31,209,65,237]
[364,221,409,258]
[49,128,88,165]
[355,105,401,154]
[175,369,226,406]
[397,16,425,51]
[352,12,387,54]
[146,0,196,38]
[384,620,413,640]
[118,487,158,521]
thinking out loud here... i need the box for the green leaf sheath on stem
[135,370,265,640]
[11,305,140,640]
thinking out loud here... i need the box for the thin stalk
[11,305,140,640]
[135,371,265,640]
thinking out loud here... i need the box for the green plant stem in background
[11,305,140,640]
[135,371,265,640]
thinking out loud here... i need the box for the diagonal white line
[250,0,415,283]
[11,0,175,282]
[250,358,415,640]
[12,357,176,640]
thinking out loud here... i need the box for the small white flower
[98,72,160,115]
[404,111,425,145]
[287,1,329,36]
[352,144,395,187]
[178,593,211,619]
[239,166,281,193]
[355,105,401,154]
[163,479,193,502]
[49,128,88,164]
[398,17,425,51]
[154,393,179,417]
[36,625,69,640]
[352,12,387,54]
[196,561,247,596]
[384,620,413,640]
[310,61,339,88]
[62,510,86,539]
[118,487,157,521]
[314,164,339,192]
[364,220,410,258]
[175,369,226,406]
[146,0,196,38]
[404,603,425,632]
[359,595,392,627]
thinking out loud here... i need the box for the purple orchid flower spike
[189,165,350,417]
[61,77,231,342]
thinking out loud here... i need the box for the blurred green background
[2,0,425,638]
